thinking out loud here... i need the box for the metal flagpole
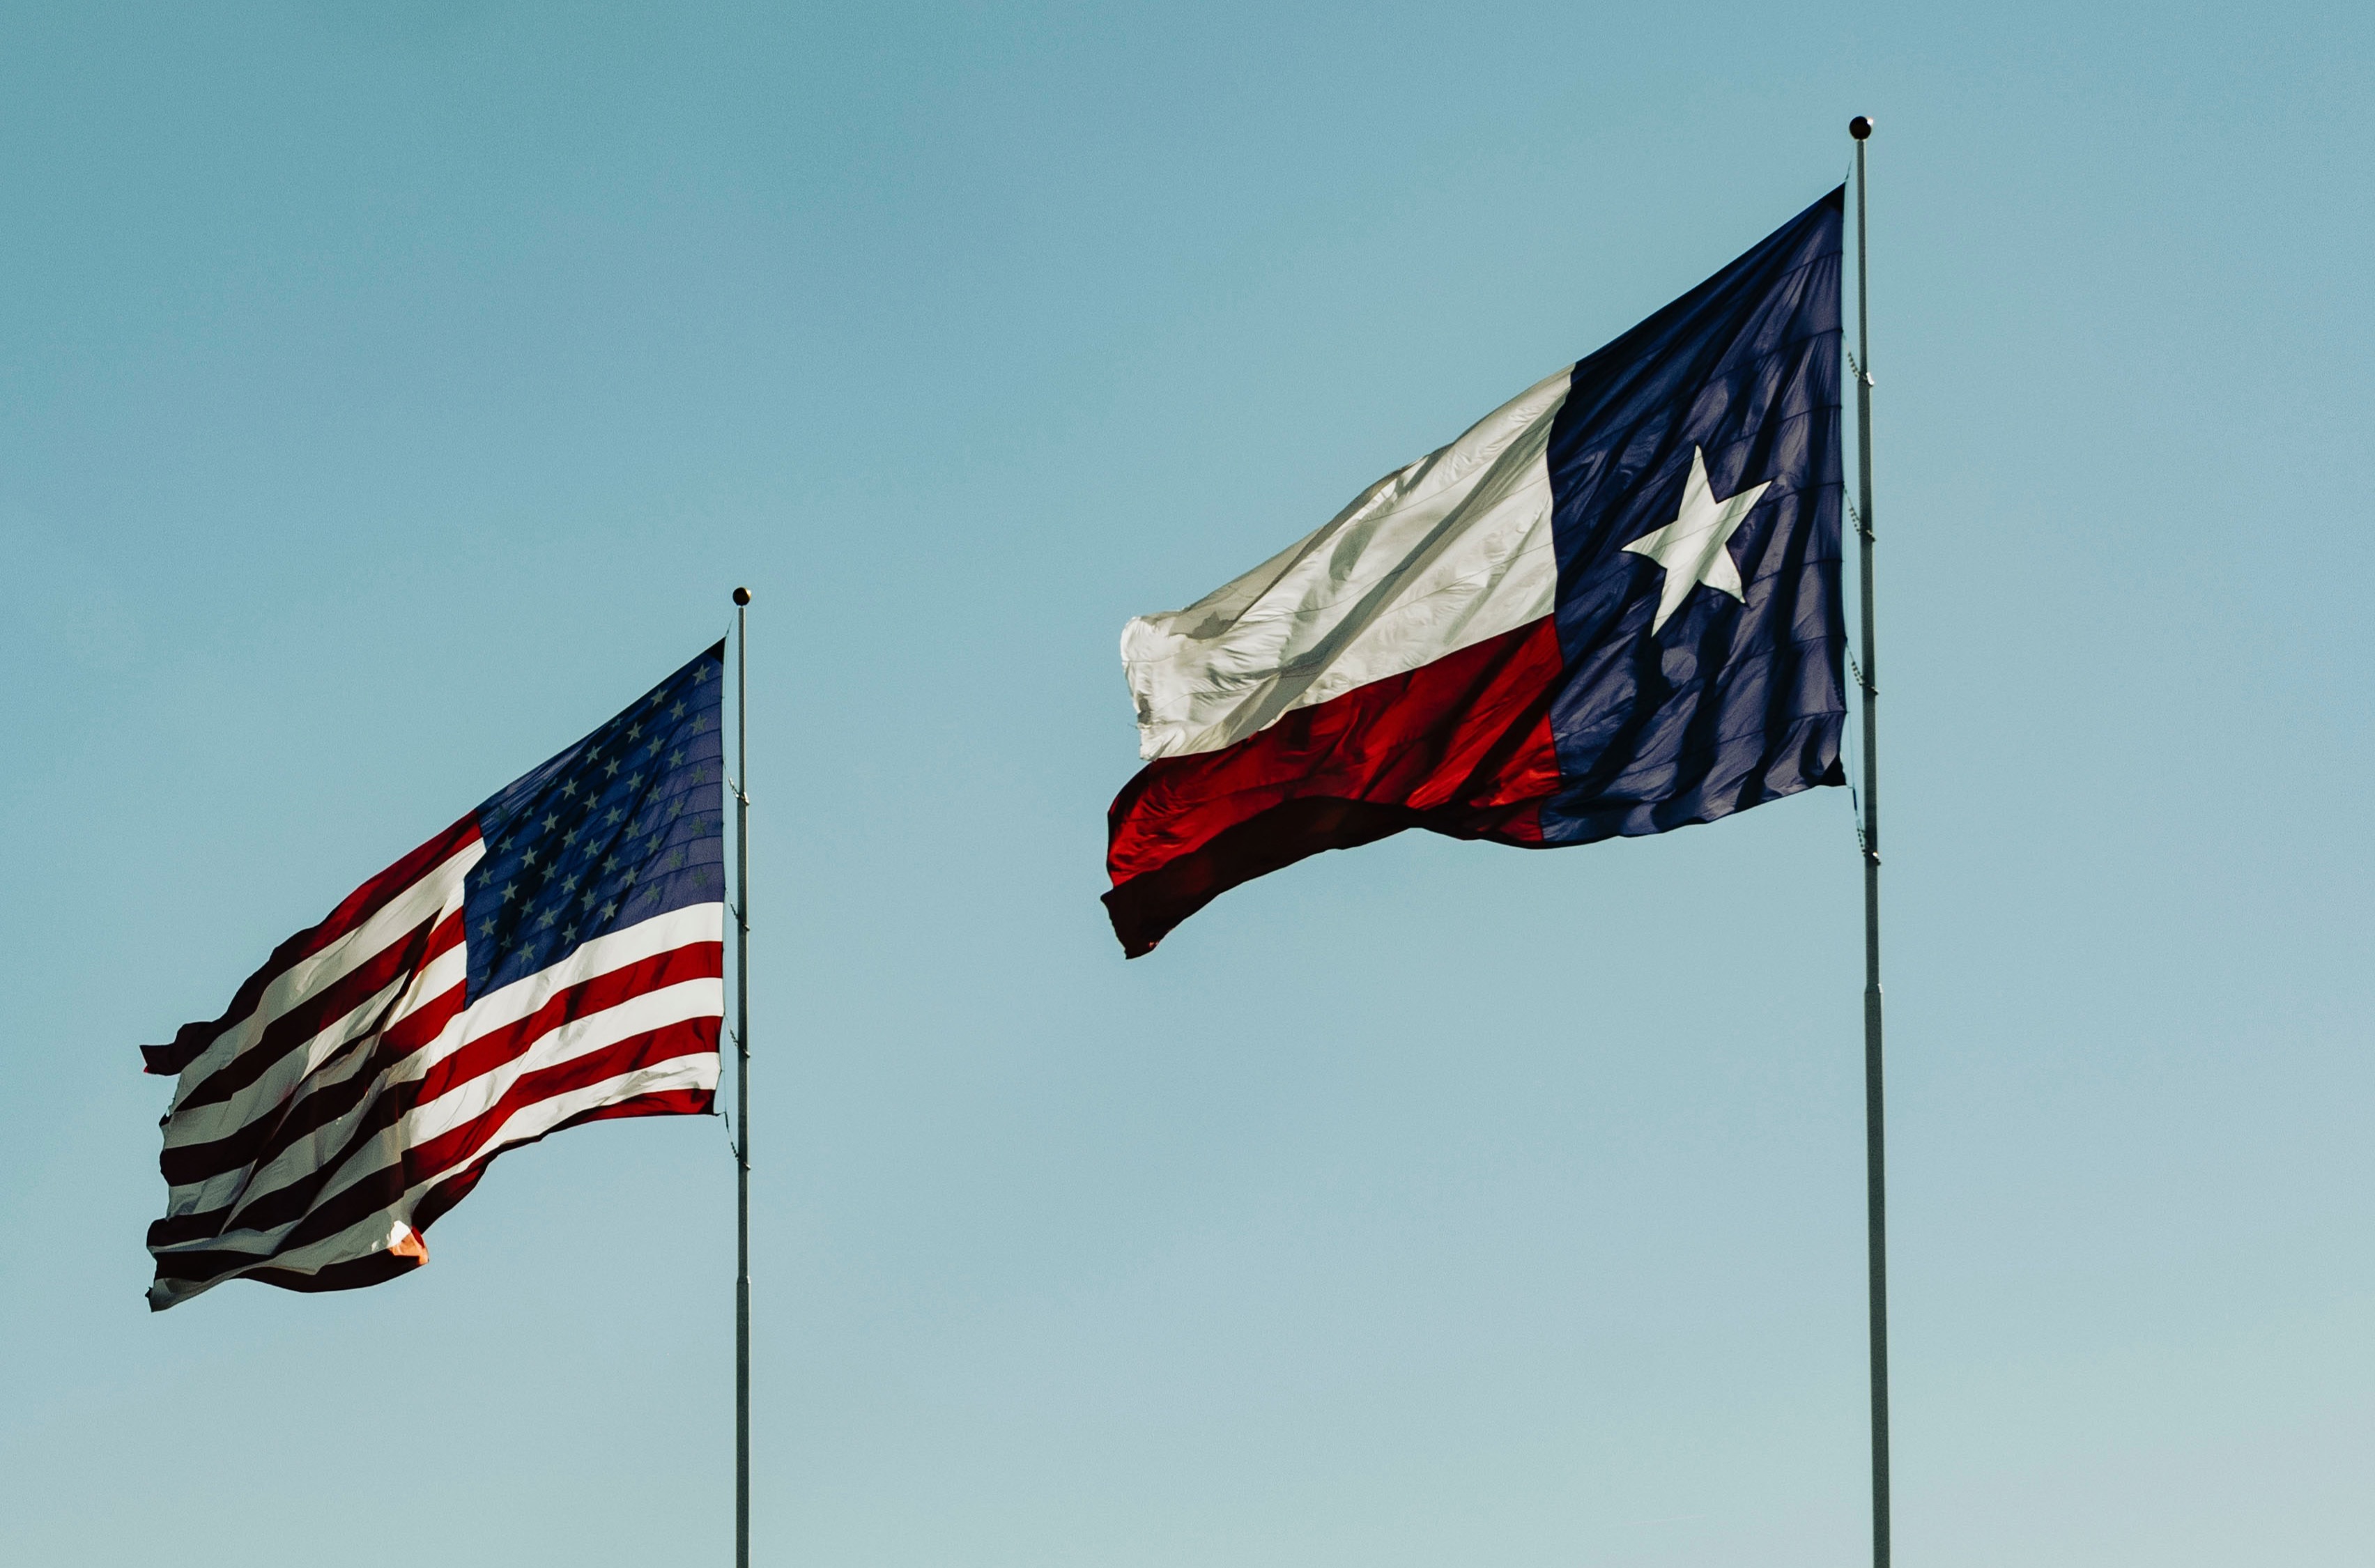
[1846,114,1892,1568]
[732,585,753,1568]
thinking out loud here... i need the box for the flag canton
[1535,189,1845,845]
[462,643,727,1002]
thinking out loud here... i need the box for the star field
[461,643,727,1002]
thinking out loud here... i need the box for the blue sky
[3,3,2370,1564]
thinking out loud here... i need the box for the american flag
[142,643,729,1310]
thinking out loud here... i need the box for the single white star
[1620,446,1772,633]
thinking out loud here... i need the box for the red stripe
[378,976,466,1063]
[1104,617,1565,957]
[408,940,722,1111]
[159,909,461,1185]
[215,965,470,1227]
[210,941,716,1238]
[151,1160,414,1289]
[404,1015,721,1199]
[238,1245,424,1299]
[150,1020,717,1293]
[151,966,470,1250]
[541,1085,714,1133]
[409,1086,714,1235]
[148,946,718,1291]
[141,815,479,1077]
[174,1080,711,1306]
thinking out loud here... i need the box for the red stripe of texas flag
[1103,617,1565,957]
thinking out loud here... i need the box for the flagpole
[1847,114,1893,1568]
[732,585,753,1568]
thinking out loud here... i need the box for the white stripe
[145,1052,714,1310]
[353,902,723,1132]
[188,980,466,1229]
[157,905,721,1240]
[155,970,424,1223]
[156,1031,716,1286]
[454,902,723,1042]
[401,974,723,1147]
[162,906,472,1154]
[150,907,723,1286]
[150,977,716,1280]
[157,891,472,1223]
[1123,368,1570,760]
[172,907,723,1240]
[407,1049,718,1204]
[148,1208,420,1310]
[285,977,717,1250]
[166,838,482,1112]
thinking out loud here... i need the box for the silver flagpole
[732,585,753,1568]
[1846,115,1893,1568]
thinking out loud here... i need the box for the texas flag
[1105,189,1847,956]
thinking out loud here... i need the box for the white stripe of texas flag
[1121,367,1571,762]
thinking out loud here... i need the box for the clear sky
[3,3,2369,1565]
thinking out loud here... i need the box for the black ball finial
[1849,115,1873,141]
[732,586,751,606]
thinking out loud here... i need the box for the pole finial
[1849,115,1874,141]
[732,586,752,606]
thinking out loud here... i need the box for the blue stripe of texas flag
[1537,186,1847,844]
